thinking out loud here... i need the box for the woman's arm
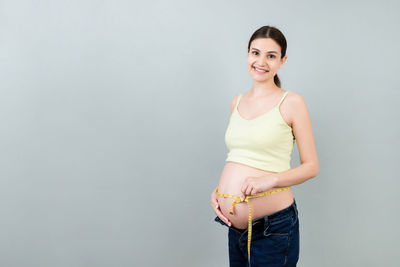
[273,92,319,188]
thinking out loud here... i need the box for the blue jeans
[214,198,300,267]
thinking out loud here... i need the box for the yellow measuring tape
[215,186,290,267]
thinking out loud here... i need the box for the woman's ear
[280,55,287,68]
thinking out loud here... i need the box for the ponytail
[274,74,281,88]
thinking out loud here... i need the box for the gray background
[0,0,399,266]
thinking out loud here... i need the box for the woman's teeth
[254,67,268,73]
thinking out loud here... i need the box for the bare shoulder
[285,91,307,106]
[280,91,309,127]
[284,90,313,132]
[284,91,309,114]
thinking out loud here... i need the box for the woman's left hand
[240,175,278,201]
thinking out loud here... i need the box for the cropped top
[224,91,295,172]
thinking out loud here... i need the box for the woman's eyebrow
[251,48,278,54]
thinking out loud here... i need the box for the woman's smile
[253,66,269,74]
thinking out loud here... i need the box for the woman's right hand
[211,187,231,227]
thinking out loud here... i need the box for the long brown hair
[247,26,287,88]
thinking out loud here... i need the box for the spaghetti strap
[235,94,242,109]
[277,91,289,107]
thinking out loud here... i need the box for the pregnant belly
[217,161,294,229]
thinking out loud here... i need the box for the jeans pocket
[263,214,294,237]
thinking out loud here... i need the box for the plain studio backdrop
[0,0,399,266]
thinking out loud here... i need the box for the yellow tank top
[224,91,295,172]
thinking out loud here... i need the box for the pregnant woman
[211,25,319,267]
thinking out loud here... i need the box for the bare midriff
[217,161,294,230]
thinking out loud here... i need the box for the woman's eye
[251,51,276,58]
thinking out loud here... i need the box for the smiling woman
[210,25,319,267]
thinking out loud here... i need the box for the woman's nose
[257,58,267,67]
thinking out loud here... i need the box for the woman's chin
[251,76,269,82]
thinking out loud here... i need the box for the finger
[217,211,230,226]
[238,190,245,202]
[211,194,220,208]
[246,185,252,196]
[210,193,218,206]
[251,188,257,195]
[241,181,247,196]
[241,184,247,198]
[239,187,246,202]
[213,205,231,226]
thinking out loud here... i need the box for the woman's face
[247,38,287,83]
